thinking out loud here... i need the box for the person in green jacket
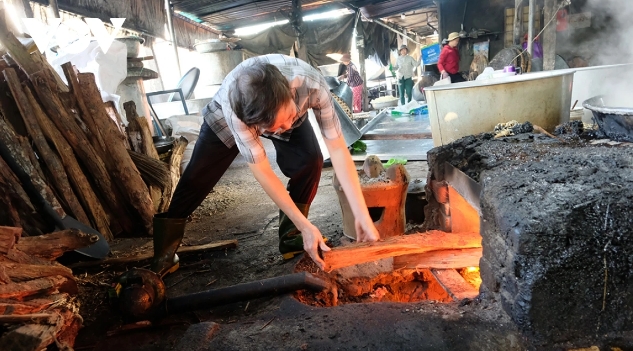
[392,45,419,105]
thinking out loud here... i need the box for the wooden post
[527,0,535,55]
[543,0,557,70]
[357,26,368,112]
[513,0,524,45]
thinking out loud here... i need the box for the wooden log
[0,116,64,216]
[0,226,21,254]
[430,268,479,301]
[125,101,159,159]
[0,323,60,351]
[30,69,134,235]
[78,73,155,236]
[1,248,55,266]
[0,294,68,315]
[0,21,68,92]
[69,239,239,269]
[0,262,74,281]
[23,84,113,240]
[0,313,56,324]
[0,74,28,136]
[16,229,99,260]
[16,135,45,181]
[323,231,482,271]
[393,248,483,270]
[0,142,48,236]
[0,265,10,284]
[0,275,76,300]
[61,62,106,155]
[104,101,128,142]
[160,136,188,212]
[5,68,90,225]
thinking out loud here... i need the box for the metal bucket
[424,70,575,146]
[583,96,633,142]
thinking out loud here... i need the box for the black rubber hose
[163,272,328,316]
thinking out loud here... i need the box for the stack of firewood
[0,19,187,240]
[0,226,96,350]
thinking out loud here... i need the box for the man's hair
[229,62,292,128]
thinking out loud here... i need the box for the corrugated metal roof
[171,0,437,32]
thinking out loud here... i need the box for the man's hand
[355,218,380,243]
[441,70,449,79]
[298,222,330,270]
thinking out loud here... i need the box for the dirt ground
[70,139,524,351]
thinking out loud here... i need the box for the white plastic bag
[433,76,452,86]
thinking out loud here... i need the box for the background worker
[337,53,364,113]
[391,44,418,105]
[151,54,380,276]
[438,32,465,83]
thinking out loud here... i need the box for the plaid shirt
[202,54,342,164]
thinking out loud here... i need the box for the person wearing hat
[438,32,465,83]
[392,44,419,105]
[337,53,364,113]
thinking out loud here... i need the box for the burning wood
[322,230,482,271]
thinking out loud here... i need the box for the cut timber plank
[0,276,76,300]
[393,248,482,270]
[0,262,74,281]
[0,294,67,315]
[0,226,21,254]
[69,239,238,269]
[0,313,56,324]
[323,231,481,271]
[0,323,59,351]
[16,229,99,260]
[431,268,479,301]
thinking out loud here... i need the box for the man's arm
[247,160,330,269]
[324,135,380,243]
[438,49,447,76]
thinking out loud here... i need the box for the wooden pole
[30,69,134,235]
[22,85,113,240]
[543,0,557,71]
[77,73,155,236]
[357,25,368,112]
[527,0,535,56]
[4,68,90,226]
[513,0,524,45]
[165,0,182,78]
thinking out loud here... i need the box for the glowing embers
[294,256,481,307]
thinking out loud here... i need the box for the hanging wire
[510,1,568,65]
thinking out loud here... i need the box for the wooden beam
[68,239,239,269]
[0,276,76,300]
[393,248,482,270]
[431,268,479,300]
[323,231,481,271]
[543,0,557,71]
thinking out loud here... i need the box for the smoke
[575,0,633,106]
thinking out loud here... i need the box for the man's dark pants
[167,117,323,219]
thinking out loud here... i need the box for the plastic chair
[146,67,201,136]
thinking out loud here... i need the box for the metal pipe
[359,109,389,135]
[371,19,423,46]
[527,0,535,56]
[164,272,328,315]
[164,0,182,78]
